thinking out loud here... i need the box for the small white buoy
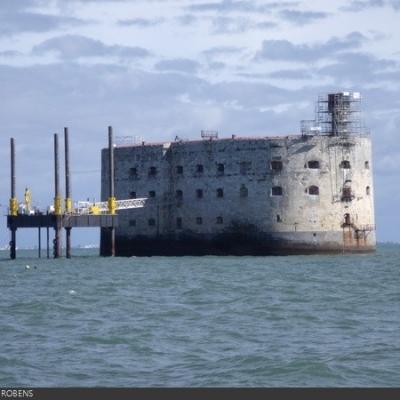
[69,290,76,295]
[25,265,30,270]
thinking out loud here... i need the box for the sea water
[0,244,399,387]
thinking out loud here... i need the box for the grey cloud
[176,14,199,26]
[1,0,39,12]
[207,61,226,70]
[316,52,398,84]
[0,50,21,57]
[341,0,400,11]
[118,18,165,27]
[237,69,312,80]
[210,16,253,33]
[340,0,386,12]
[0,10,83,36]
[255,32,367,62]
[187,0,299,14]
[388,0,400,9]
[268,69,313,79]
[202,46,244,58]
[279,9,330,25]
[0,0,84,36]
[155,58,201,74]
[33,35,150,60]
[256,21,277,29]
[210,16,277,34]
[176,13,277,32]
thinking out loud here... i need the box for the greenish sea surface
[0,244,399,387]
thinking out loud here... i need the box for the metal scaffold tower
[301,91,364,137]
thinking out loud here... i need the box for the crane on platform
[16,191,147,216]
[72,198,147,215]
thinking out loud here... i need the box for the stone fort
[100,92,375,256]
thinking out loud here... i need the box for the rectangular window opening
[148,166,157,176]
[148,218,156,227]
[271,161,283,171]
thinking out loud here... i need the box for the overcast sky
[1,0,399,248]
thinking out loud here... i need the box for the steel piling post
[64,127,72,258]
[108,126,115,256]
[54,133,62,258]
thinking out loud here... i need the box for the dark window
[176,165,183,174]
[148,166,157,176]
[344,213,351,225]
[129,219,136,227]
[271,186,283,196]
[176,190,183,200]
[340,160,351,169]
[129,167,137,177]
[365,161,370,169]
[366,186,370,195]
[240,185,248,198]
[176,217,182,229]
[277,214,282,222]
[308,185,319,195]
[271,161,282,171]
[307,161,320,169]
[217,188,224,198]
[342,187,353,202]
[216,216,223,224]
[196,164,204,173]
[130,191,136,199]
[148,218,156,226]
[196,217,203,225]
[196,189,203,198]
[217,163,224,175]
[148,191,156,198]
[240,161,251,175]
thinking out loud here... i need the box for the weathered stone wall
[101,134,376,255]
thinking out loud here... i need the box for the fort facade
[100,92,376,256]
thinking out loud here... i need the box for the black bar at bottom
[8,388,400,400]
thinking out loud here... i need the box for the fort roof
[112,134,306,148]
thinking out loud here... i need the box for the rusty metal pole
[108,126,115,256]
[54,133,62,258]
[10,138,17,259]
[64,127,72,258]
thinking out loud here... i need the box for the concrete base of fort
[101,230,376,256]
